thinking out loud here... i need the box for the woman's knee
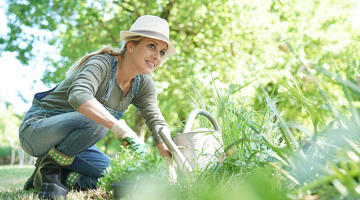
[85,122,108,140]
[19,126,43,157]
[19,134,36,156]
[75,113,108,138]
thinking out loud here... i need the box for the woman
[19,15,174,199]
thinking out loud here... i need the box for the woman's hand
[156,142,172,160]
[122,137,148,156]
[111,119,147,155]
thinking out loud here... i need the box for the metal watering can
[159,109,223,174]
[111,109,222,198]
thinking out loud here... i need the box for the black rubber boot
[23,157,42,190]
[34,147,74,199]
[38,183,68,199]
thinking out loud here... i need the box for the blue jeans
[19,54,138,190]
[67,145,111,189]
[19,111,111,190]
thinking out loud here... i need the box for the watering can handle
[183,109,221,133]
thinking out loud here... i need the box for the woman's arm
[68,56,146,154]
[78,98,142,144]
[132,75,172,158]
[78,98,117,129]
[157,142,172,159]
[132,75,168,144]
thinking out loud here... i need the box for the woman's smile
[145,60,156,68]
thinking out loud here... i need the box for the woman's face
[127,37,168,74]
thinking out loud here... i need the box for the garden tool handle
[158,127,193,173]
[183,109,221,132]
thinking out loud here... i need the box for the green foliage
[214,84,286,173]
[3,0,360,134]
[99,146,168,192]
[0,104,21,147]
[3,0,360,199]
[287,116,360,199]
[172,167,288,200]
[191,69,360,199]
[0,146,12,157]
[2,0,249,126]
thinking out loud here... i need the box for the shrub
[98,146,169,192]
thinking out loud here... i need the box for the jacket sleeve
[132,75,168,145]
[67,55,110,110]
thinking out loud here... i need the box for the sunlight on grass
[0,165,34,190]
[0,165,37,200]
[0,165,109,200]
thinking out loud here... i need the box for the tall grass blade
[259,84,299,150]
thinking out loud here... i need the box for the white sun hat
[120,15,176,57]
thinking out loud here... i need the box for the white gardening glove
[111,119,147,155]
[111,119,142,142]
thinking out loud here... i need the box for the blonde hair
[66,36,143,76]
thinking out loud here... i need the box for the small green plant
[98,146,169,192]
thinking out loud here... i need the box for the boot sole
[38,183,68,199]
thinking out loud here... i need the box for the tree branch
[161,0,176,20]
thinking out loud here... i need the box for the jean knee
[86,122,108,140]
[19,135,36,157]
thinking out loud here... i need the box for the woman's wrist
[111,119,139,141]
[157,142,172,159]
[110,119,127,138]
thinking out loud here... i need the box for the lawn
[0,165,34,190]
[0,165,108,200]
[0,165,38,200]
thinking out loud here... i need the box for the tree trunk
[28,155,35,165]
[18,148,24,166]
[10,148,15,165]
[134,111,147,141]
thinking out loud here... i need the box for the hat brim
[120,31,176,57]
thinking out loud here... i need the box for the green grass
[0,165,34,190]
[0,165,37,200]
[0,66,359,199]
[0,165,109,200]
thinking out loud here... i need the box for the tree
[2,0,359,147]
[0,102,22,164]
[1,0,241,141]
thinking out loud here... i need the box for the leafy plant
[98,146,168,193]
